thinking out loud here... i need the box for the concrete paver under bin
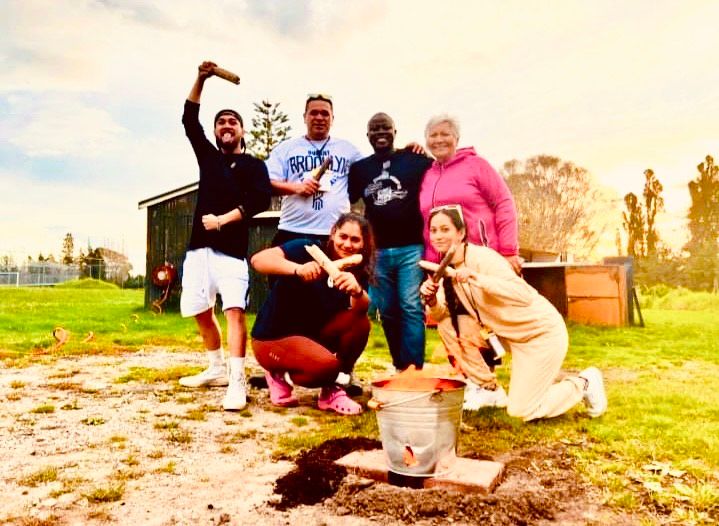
[335,449,505,494]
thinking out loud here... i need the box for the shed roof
[138,182,198,210]
[138,182,280,219]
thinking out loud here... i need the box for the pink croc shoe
[317,385,363,415]
[265,370,298,407]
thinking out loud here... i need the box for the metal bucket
[369,377,465,477]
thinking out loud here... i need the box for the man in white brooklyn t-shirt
[266,94,363,247]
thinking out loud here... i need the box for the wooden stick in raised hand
[420,260,457,278]
[430,244,457,283]
[212,66,240,84]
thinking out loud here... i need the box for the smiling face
[366,113,396,154]
[214,113,244,153]
[330,220,364,259]
[426,121,458,162]
[304,100,333,140]
[429,211,465,255]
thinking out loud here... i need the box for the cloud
[4,95,128,158]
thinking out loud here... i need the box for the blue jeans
[369,244,426,370]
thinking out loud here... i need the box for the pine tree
[622,192,645,259]
[247,100,291,211]
[62,233,75,265]
[642,169,664,256]
[247,100,290,161]
[684,155,719,290]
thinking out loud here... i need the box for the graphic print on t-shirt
[289,150,350,211]
[363,160,408,206]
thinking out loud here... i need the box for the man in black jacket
[178,61,272,411]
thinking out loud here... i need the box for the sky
[1,0,718,274]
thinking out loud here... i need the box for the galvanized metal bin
[370,378,465,477]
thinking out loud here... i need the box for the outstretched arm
[250,246,322,281]
[188,61,216,103]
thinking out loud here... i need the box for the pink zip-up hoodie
[419,147,518,262]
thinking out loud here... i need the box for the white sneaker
[223,371,248,411]
[179,365,228,388]
[579,367,607,417]
[335,372,352,385]
[463,382,508,410]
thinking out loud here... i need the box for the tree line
[622,156,718,291]
[0,234,139,288]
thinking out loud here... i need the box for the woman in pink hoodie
[419,115,521,274]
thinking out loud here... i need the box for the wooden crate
[523,263,629,327]
[565,265,628,326]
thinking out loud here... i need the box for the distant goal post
[0,272,20,287]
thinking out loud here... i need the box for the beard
[215,132,240,152]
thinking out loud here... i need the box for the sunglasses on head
[430,204,465,225]
[305,93,333,111]
[306,92,333,102]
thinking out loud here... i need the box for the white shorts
[180,248,249,317]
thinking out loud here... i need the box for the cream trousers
[437,315,584,421]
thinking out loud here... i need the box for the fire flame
[403,445,418,467]
[379,365,464,392]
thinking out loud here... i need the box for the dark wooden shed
[138,183,279,313]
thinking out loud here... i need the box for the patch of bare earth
[2,349,630,525]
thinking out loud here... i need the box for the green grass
[0,287,199,363]
[115,365,200,384]
[55,278,119,290]
[2,285,718,522]
[81,416,106,426]
[83,483,125,503]
[154,461,176,474]
[31,404,55,414]
[19,466,59,487]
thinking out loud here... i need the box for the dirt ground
[1,348,631,525]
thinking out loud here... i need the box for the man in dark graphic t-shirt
[349,113,432,371]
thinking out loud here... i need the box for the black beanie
[214,109,243,127]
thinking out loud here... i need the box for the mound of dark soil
[271,437,382,510]
[273,438,605,525]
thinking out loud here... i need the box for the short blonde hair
[424,114,460,140]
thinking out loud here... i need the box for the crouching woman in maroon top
[250,213,374,415]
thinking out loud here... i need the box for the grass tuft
[84,483,125,503]
[183,408,207,421]
[60,399,81,410]
[19,466,59,487]
[154,461,177,474]
[115,365,200,384]
[81,416,105,426]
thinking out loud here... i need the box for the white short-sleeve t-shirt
[266,135,362,235]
